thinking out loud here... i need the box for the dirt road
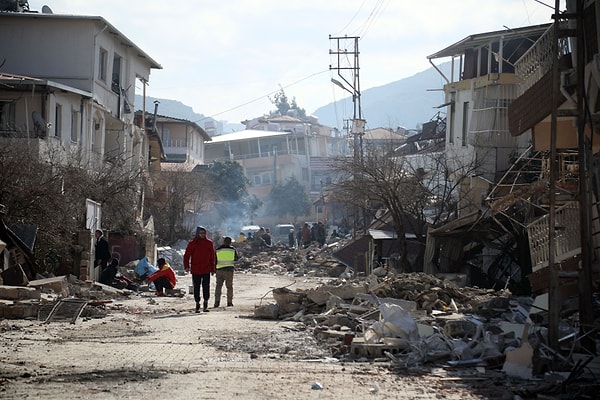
[0,272,512,399]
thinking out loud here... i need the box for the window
[111,53,122,93]
[54,104,62,138]
[252,172,273,186]
[71,110,79,142]
[98,48,107,82]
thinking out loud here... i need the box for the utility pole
[329,35,365,236]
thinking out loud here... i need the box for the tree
[206,160,259,227]
[268,176,311,222]
[0,139,145,274]
[269,87,306,118]
[329,139,481,271]
[148,166,214,243]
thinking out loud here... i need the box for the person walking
[146,258,177,296]
[184,226,216,313]
[301,223,311,248]
[94,229,111,274]
[213,236,238,308]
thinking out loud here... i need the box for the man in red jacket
[147,258,177,296]
[184,226,216,312]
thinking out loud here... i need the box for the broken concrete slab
[305,284,367,305]
[28,276,70,297]
[254,303,279,319]
[502,323,533,380]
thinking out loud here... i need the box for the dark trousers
[154,276,173,292]
[192,273,211,304]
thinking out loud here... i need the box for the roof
[427,24,551,60]
[207,129,295,144]
[0,72,92,97]
[0,12,162,69]
[153,113,211,141]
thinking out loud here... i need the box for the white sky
[29,1,559,126]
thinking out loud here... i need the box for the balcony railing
[527,201,581,272]
[514,23,571,96]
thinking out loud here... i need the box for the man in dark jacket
[184,226,216,312]
[94,229,111,272]
[213,236,238,308]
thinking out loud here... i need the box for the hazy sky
[29,1,560,127]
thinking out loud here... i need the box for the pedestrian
[316,221,326,248]
[261,228,272,247]
[184,226,216,312]
[94,229,111,273]
[99,257,119,286]
[214,236,238,308]
[301,223,311,248]
[146,258,177,296]
[236,232,246,243]
[288,228,295,248]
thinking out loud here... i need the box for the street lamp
[331,78,353,96]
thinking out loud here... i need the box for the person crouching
[147,258,177,296]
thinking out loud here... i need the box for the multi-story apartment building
[206,114,349,224]
[0,10,161,276]
[427,24,550,215]
[0,11,161,171]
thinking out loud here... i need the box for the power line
[194,69,329,124]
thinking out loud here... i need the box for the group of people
[94,227,238,310]
[183,226,238,313]
[295,222,326,248]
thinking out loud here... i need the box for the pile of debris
[255,271,600,397]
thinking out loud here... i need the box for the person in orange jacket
[184,226,216,312]
[147,258,177,296]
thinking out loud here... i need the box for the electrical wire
[194,69,329,123]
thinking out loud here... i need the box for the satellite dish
[41,5,53,14]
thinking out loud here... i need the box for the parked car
[273,223,295,245]
[241,225,261,239]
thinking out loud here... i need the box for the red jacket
[148,263,177,288]
[183,236,216,274]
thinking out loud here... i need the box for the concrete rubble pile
[254,266,600,398]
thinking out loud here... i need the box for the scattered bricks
[0,285,41,300]
[28,276,70,297]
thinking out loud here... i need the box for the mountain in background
[133,95,245,133]
[312,61,451,130]
[136,61,451,134]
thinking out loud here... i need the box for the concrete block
[0,285,41,300]
[306,284,367,305]
[28,276,70,297]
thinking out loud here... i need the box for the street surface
[0,272,514,399]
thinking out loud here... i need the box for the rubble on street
[0,240,599,399]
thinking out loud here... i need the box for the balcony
[514,23,571,96]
